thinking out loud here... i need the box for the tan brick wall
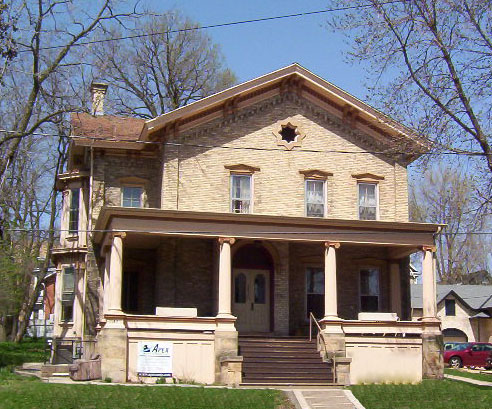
[160,93,409,222]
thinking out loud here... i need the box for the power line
[0,128,488,157]
[4,227,492,236]
[16,1,407,53]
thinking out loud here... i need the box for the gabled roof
[411,284,492,311]
[71,64,430,159]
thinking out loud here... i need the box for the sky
[148,1,369,100]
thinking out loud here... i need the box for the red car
[444,342,492,369]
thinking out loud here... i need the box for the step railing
[309,312,336,383]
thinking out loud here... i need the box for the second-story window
[231,174,251,213]
[68,189,80,234]
[122,187,143,208]
[358,183,378,220]
[306,179,325,217]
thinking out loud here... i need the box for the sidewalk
[292,389,365,409]
[444,374,492,387]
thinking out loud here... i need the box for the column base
[215,314,237,331]
[422,333,444,379]
[97,326,127,383]
[214,330,239,383]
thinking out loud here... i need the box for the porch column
[421,245,443,379]
[102,249,111,317]
[108,232,126,315]
[323,242,340,321]
[217,237,235,318]
[389,262,402,318]
[422,246,437,321]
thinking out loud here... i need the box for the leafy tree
[92,10,237,118]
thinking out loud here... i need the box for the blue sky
[149,1,369,100]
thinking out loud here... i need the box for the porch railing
[309,312,336,384]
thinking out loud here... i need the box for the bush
[0,339,49,367]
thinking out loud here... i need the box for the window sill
[58,322,74,327]
[66,235,79,242]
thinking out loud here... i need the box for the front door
[232,269,270,333]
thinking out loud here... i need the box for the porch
[94,207,442,385]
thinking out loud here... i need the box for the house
[26,269,56,339]
[51,64,443,385]
[411,284,492,343]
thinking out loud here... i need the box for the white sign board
[137,341,173,377]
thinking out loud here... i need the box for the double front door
[232,269,270,333]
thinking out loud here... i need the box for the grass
[0,376,292,409]
[350,380,492,409]
[0,338,48,367]
[445,368,492,383]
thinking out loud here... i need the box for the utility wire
[0,128,487,157]
[16,1,407,53]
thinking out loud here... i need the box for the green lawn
[0,371,292,409]
[445,368,492,383]
[350,380,492,409]
[0,339,48,367]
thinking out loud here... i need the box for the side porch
[94,207,443,385]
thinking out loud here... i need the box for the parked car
[444,342,492,369]
[444,342,466,351]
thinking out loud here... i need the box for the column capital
[422,245,436,253]
[324,241,340,249]
[218,237,236,245]
[111,231,127,240]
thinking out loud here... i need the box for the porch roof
[94,207,442,251]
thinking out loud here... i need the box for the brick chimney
[90,82,108,116]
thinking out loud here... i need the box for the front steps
[239,337,335,386]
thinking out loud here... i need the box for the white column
[217,237,235,318]
[390,262,402,318]
[102,249,111,317]
[422,246,437,321]
[74,266,85,336]
[108,233,125,314]
[323,242,340,321]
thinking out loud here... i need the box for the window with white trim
[358,183,378,220]
[122,186,143,208]
[61,266,75,322]
[306,267,324,319]
[360,267,379,312]
[231,174,252,214]
[68,189,80,234]
[306,179,325,217]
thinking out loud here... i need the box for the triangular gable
[141,63,430,162]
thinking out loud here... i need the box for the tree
[0,0,139,179]
[327,1,492,188]
[410,163,490,283]
[91,10,237,118]
[0,0,17,83]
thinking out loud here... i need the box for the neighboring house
[411,284,492,344]
[27,268,56,339]
[51,64,443,385]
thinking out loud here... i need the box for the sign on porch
[137,341,173,377]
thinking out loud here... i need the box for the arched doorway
[232,242,274,333]
[442,328,468,343]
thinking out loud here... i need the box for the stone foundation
[97,326,127,383]
[422,333,444,379]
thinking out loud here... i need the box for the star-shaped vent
[280,125,298,143]
[273,118,306,150]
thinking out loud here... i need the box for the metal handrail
[309,312,337,383]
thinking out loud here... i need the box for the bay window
[61,266,75,322]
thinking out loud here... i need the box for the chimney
[90,82,108,116]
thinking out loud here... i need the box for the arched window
[254,274,266,304]
[235,273,246,304]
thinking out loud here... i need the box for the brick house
[51,64,443,385]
